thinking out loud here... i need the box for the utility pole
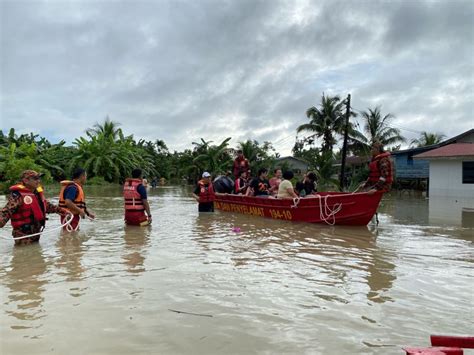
[339,94,351,191]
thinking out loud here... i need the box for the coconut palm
[297,94,346,154]
[86,117,123,141]
[349,106,405,154]
[410,132,446,147]
[193,137,232,174]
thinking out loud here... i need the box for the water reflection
[55,231,88,298]
[429,196,474,228]
[3,244,49,327]
[122,225,151,274]
[192,214,397,304]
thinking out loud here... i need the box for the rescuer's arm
[0,193,21,228]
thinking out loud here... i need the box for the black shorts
[198,202,214,212]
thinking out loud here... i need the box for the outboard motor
[213,175,234,193]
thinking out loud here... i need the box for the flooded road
[0,186,473,354]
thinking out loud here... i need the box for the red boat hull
[214,191,384,226]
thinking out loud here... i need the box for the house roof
[413,143,474,159]
[391,128,474,155]
[276,156,309,164]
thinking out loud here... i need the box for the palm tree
[86,117,123,141]
[410,132,445,147]
[350,106,405,153]
[193,137,232,174]
[297,94,346,154]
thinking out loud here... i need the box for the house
[275,156,309,174]
[391,129,474,189]
[414,141,474,197]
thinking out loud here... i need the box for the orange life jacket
[368,152,393,185]
[9,184,46,229]
[198,180,215,203]
[58,181,86,214]
[123,178,145,211]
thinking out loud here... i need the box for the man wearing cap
[0,170,68,245]
[58,168,95,231]
[192,172,216,212]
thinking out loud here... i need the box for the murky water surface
[1,186,473,354]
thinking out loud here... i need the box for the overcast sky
[1,0,473,155]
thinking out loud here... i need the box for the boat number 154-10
[269,209,292,220]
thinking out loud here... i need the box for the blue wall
[393,152,429,179]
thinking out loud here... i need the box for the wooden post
[339,94,351,191]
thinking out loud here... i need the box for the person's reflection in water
[123,225,151,274]
[4,244,49,327]
[366,226,396,303]
[55,231,88,297]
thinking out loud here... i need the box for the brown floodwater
[0,186,473,354]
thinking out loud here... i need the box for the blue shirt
[137,184,147,200]
[64,185,78,201]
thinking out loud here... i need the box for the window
[462,161,474,184]
[407,155,414,166]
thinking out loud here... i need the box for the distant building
[275,156,309,174]
[414,140,474,197]
[391,129,474,190]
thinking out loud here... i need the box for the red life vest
[9,184,47,229]
[368,152,393,185]
[123,178,145,211]
[198,180,215,203]
[233,158,249,177]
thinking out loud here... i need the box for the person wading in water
[0,170,68,245]
[123,169,152,226]
[58,168,95,231]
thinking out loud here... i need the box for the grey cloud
[1,0,473,155]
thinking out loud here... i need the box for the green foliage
[297,94,349,155]
[86,176,112,186]
[349,106,405,154]
[410,132,445,147]
[237,140,277,175]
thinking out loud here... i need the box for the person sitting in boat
[295,172,318,197]
[234,170,249,194]
[0,170,68,245]
[277,170,298,199]
[269,168,282,196]
[233,150,250,179]
[192,172,216,212]
[58,168,96,231]
[361,142,393,194]
[123,169,152,226]
[247,168,271,197]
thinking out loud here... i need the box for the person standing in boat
[192,172,216,212]
[247,168,271,197]
[362,142,393,194]
[123,169,152,226]
[0,170,68,245]
[58,168,95,231]
[233,150,250,179]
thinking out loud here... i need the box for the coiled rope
[1,212,74,241]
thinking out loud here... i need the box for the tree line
[0,94,445,192]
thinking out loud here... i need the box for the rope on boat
[290,194,342,225]
[291,197,301,208]
[1,212,74,241]
[316,194,342,225]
